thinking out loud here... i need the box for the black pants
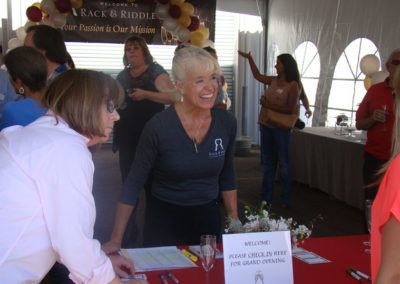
[363,151,387,201]
[143,193,222,247]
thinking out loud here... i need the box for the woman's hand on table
[109,254,135,278]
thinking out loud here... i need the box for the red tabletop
[141,234,371,284]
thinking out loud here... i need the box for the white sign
[222,231,293,284]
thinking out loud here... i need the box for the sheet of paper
[188,245,223,259]
[122,246,198,272]
[292,247,330,264]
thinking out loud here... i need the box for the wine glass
[363,199,372,253]
[200,235,216,272]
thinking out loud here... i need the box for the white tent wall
[267,0,400,126]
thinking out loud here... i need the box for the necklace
[179,108,207,153]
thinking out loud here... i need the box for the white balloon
[8,38,22,50]
[16,27,26,42]
[370,70,389,86]
[40,0,55,15]
[163,17,178,32]
[360,54,380,76]
[24,21,36,32]
[202,39,215,48]
[51,13,67,28]
[155,4,169,20]
[177,27,190,42]
[40,17,56,28]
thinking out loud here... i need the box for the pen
[181,248,198,262]
[350,267,372,281]
[159,273,168,284]
[165,270,179,284]
[346,269,363,282]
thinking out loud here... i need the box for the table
[290,127,365,209]
[141,234,371,284]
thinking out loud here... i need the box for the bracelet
[106,250,121,256]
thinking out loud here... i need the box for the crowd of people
[0,23,400,283]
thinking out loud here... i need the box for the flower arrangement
[225,202,321,248]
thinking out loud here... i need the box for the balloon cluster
[7,0,81,52]
[153,0,211,47]
[360,54,389,90]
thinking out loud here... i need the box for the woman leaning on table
[371,66,400,283]
[0,69,147,284]
[103,46,238,251]
[238,51,301,208]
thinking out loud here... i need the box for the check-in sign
[222,231,293,284]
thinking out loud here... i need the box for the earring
[18,86,25,95]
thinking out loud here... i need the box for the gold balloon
[197,25,209,39]
[180,2,194,16]
[190,31,205,47]
[170,0,184,5]
[364,76,371,90]
[70,0,83,9]
[178,15,191,28]
[33,2,41,8]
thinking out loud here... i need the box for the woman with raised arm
[238,50,301,208]
[103,46,238,251]
[0,69,147,284]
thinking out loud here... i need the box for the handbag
[259,105,300,130]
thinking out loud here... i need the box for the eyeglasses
[391,60,400,66]
[106,99,118,113]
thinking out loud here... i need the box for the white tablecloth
[290,127,365,209]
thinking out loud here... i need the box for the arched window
[293,41,320,126]
[327,38,380,126]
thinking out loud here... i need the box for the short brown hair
[123,35,153,67]
[41,69,123,138]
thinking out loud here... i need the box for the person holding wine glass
[356,48,400,201]
[371,66,400,283]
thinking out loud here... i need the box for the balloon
[16,27,26,42]
[163,17,178,32]
[371,70,389,86]
[363,76,371,90]
[197,25,209,39]
[180,2,194,16]
[202,39,214,49]
[190,31,205,47]
[70,0,83,9]
[55,0,72,13]
[8,38,22,50]
[176,26,190,42]
[178,14,191,28]
[40,0,55,15]
[187,16,200,31]
[33,2,41,8]
[40,17,56,28]
[157,0,169,4]
[170,0,184,5]
[360,54,380,76]
[51,13,67,28]
[26,6,42,22]
[155,4,169,20]
[24,21,36,32]
[169,5,181,19]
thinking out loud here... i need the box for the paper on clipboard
[122,246,198,272]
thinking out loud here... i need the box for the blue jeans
[260,124,292,205]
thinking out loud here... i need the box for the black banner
[61,0,215,44]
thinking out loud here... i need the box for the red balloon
[158,0,169,4]
[187,16,200,31]
[55,0,72,13]
[26,6,42,22]
[169,5,181,19]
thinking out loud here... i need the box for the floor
[92,144,366,246]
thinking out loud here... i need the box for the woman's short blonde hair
[172,46,221,83]
[41,69,123,138]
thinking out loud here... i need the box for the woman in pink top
[371,66,400,283]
